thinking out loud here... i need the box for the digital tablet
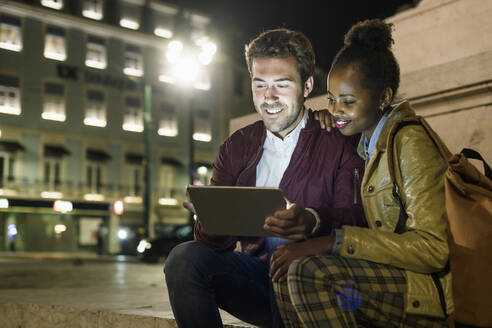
[187,185,286,237]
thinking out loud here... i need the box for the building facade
[0,0,253,254]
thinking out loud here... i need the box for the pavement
[0,252,255,328]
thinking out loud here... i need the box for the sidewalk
[0,251,140,263]
[0,252,254,328]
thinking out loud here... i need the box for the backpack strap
[386,118,449,318]
[461,148,492,179]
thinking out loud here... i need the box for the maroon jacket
[194,110,367,261]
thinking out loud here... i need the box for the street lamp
[143,34,217,236]
[160,37,216,184]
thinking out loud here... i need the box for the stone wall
[388,0,492,164]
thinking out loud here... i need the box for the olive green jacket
[340,101,454,318]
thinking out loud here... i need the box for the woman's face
[326,65,382,138]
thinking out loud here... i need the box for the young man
[164,29,366,328]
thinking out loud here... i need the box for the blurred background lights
[119,18,139,30]
[53,200,73,213]
[117,228,129,240]
[113,200,124,215]
[7,224,17,238]
[0,198,9,208]
[166,40,183,63]
[158,198,178,206]
[54,224,67,234]
[197,166,208,176]
[137,239,151,253]
[172,58,199,83]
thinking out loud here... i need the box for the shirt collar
[364,109,391,159]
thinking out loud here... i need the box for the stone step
[1,303,252,328]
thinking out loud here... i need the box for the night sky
[168,0,418,70]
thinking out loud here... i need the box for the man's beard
[258,100,303,134]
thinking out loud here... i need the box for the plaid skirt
[273,255,447,328]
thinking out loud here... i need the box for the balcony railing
[0,177,187,207]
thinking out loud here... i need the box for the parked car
[137,223,193,263]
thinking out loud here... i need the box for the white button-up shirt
[256,110,309,257]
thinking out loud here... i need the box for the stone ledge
[0,303,251,328]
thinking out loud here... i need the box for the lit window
[158,103,177,137]
[42,82,65,122]
[82,0,103,21]
[123,45,143,77]
[84,89,106,127]
[119,1,141,30]
[120,18,139,30]
[123,95,143,132]
[193,110,211,142]
[0,15,22,52]
[151,3,177,38]
[41,0,63,10]
[154,27,173,39]
[44,26,66,61]
[0,74,21,115]
[86,36,106,69]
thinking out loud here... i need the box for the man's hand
[263,203,316,240]
[182,201,196,214]
[270,236,335,282]
[313,109,335,132]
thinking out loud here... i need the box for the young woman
[273,19,452,327]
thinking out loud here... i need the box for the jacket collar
[357,100,417,159]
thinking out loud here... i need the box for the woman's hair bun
[344,19,394,51]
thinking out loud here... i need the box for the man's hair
[244,28,315,84]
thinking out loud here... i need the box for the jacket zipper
[353,168,360,204]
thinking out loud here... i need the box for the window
[123,96,143,132]
[42,82,65,122]
[158,163,177,205]
[41,0,63,10]
[119,1,142,30]
[158,103,178,137]
[86,36,106,69]
[128,165,142,197]
[41,145,69,198]
[82,0,103,21]
[85,149,110,199]
[86,162,104,194]
[0,15,22,52]
[151,2,178,38]
[0,74,20,115]
[123,45,143,77]
[124,154,143,199]
[0,152,15,189]
[44,26,66,61]
[84,89,106,127]
[43,158,62,191]
[193,110,211,142]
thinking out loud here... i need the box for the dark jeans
[164,240,283,328]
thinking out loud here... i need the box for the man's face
[251,56,312,139]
